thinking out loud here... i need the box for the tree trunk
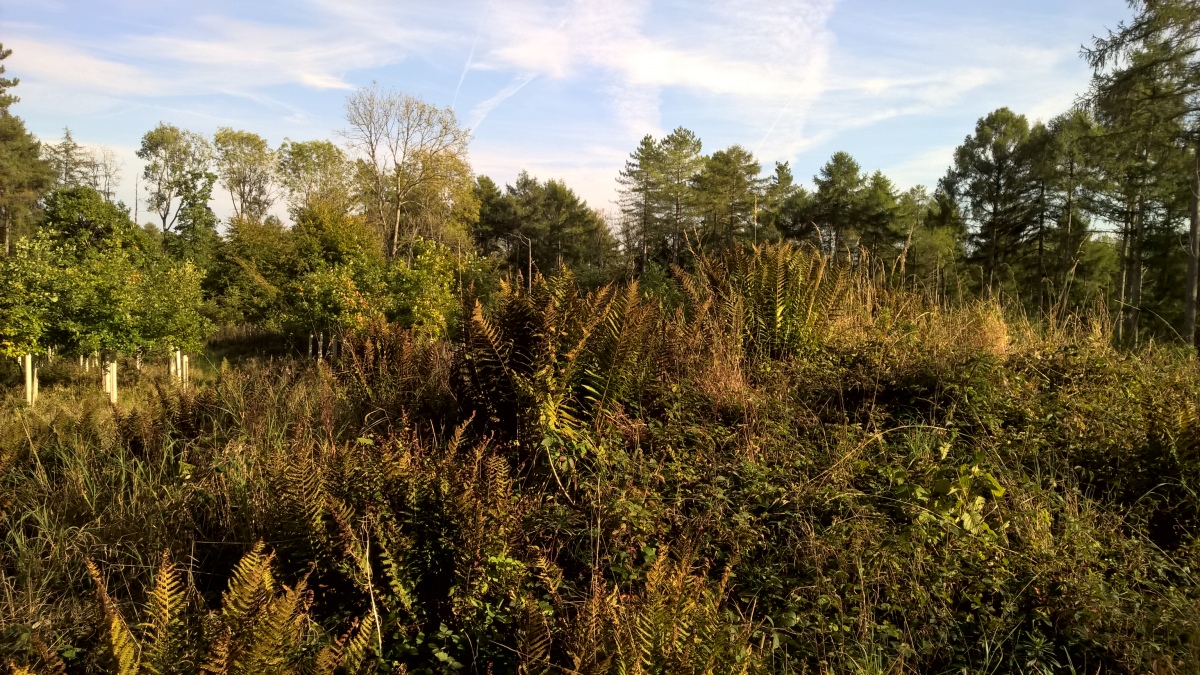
[673,194,682,266]
[1186,138,1200,349]
[1038,182,1047,317]
[1117,208,1131,343]
[640,199,649,274]
[1127,194,1146,345]
[391,209,402,259]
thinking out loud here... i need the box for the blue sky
[2,0,1131,219]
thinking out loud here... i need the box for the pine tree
[857,170,902,263]
[617,135,664,272]
[0,43,19,112]
[658,128,704,264]
[759,161,810,243]
[1087,0,1200,345]
[0,45,53,257]
[945,108,1039,297]
[694,145,761,249]
[812,152,865,256]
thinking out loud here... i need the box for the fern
[87,559,141,675]
[516,600,552,675]
[199,629,232,675]
[233,575,309,672]
[341,613,377,673]
[141,551,186,673]
[220,542,273,628]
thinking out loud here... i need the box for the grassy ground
[3,244,1200,673]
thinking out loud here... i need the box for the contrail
[754,86,805,157]
[470,73,536,131]
[453,0,494,112]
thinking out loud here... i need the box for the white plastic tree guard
[102,358,117,404]
[23,354,38,406]
[168,349,189,387]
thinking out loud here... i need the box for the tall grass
[2,243,1199,673]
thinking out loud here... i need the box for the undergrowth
[2,243,1199,673]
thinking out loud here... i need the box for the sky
[2,0,1132,221]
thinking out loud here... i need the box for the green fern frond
[235,575,309,672]
[220,542,272,627]
[141,551,185,673]
[341,613,376,673]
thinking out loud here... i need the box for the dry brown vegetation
[2,243,1199,673]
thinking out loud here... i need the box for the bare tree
[86,146,122,203]
[341,84,471,258]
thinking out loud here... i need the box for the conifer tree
[945,108,1039,296]
[811,152,865,256]
[694,145,761,249]
[658,127,704,263]
[1087,0,1200,345]
[617,135,664,272]
[0,44,53,257]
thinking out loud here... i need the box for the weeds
[3,244,1199,673]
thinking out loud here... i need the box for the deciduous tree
[342,84,472,258]
[213,127,277,222]
[137,123,213,232]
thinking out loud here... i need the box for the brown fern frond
[29,635,67,675]
[199,628,232,675]
[87,559,141,675]
[517,599,552,675]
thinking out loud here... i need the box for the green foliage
[694,145,762,248]
[0,43,18,111]
[213,128,276,222]
[0,187,209,358]
[0,235,56,356]
[475,171,617,287]
[3,245,1200,673]
[384,238,463,338]
[276,139,352,218]
[0,95,55,253]
[136,123,213,234]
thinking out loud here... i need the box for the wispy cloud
[2,0,1128,211]
[466,0,836,141]
[469,73,537,130]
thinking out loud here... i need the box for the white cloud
[467,0,836,141]
[882,145,957,191]
[4,0,1128,208]
[1,4,451,104]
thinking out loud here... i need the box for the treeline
[2,0,1200,355]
